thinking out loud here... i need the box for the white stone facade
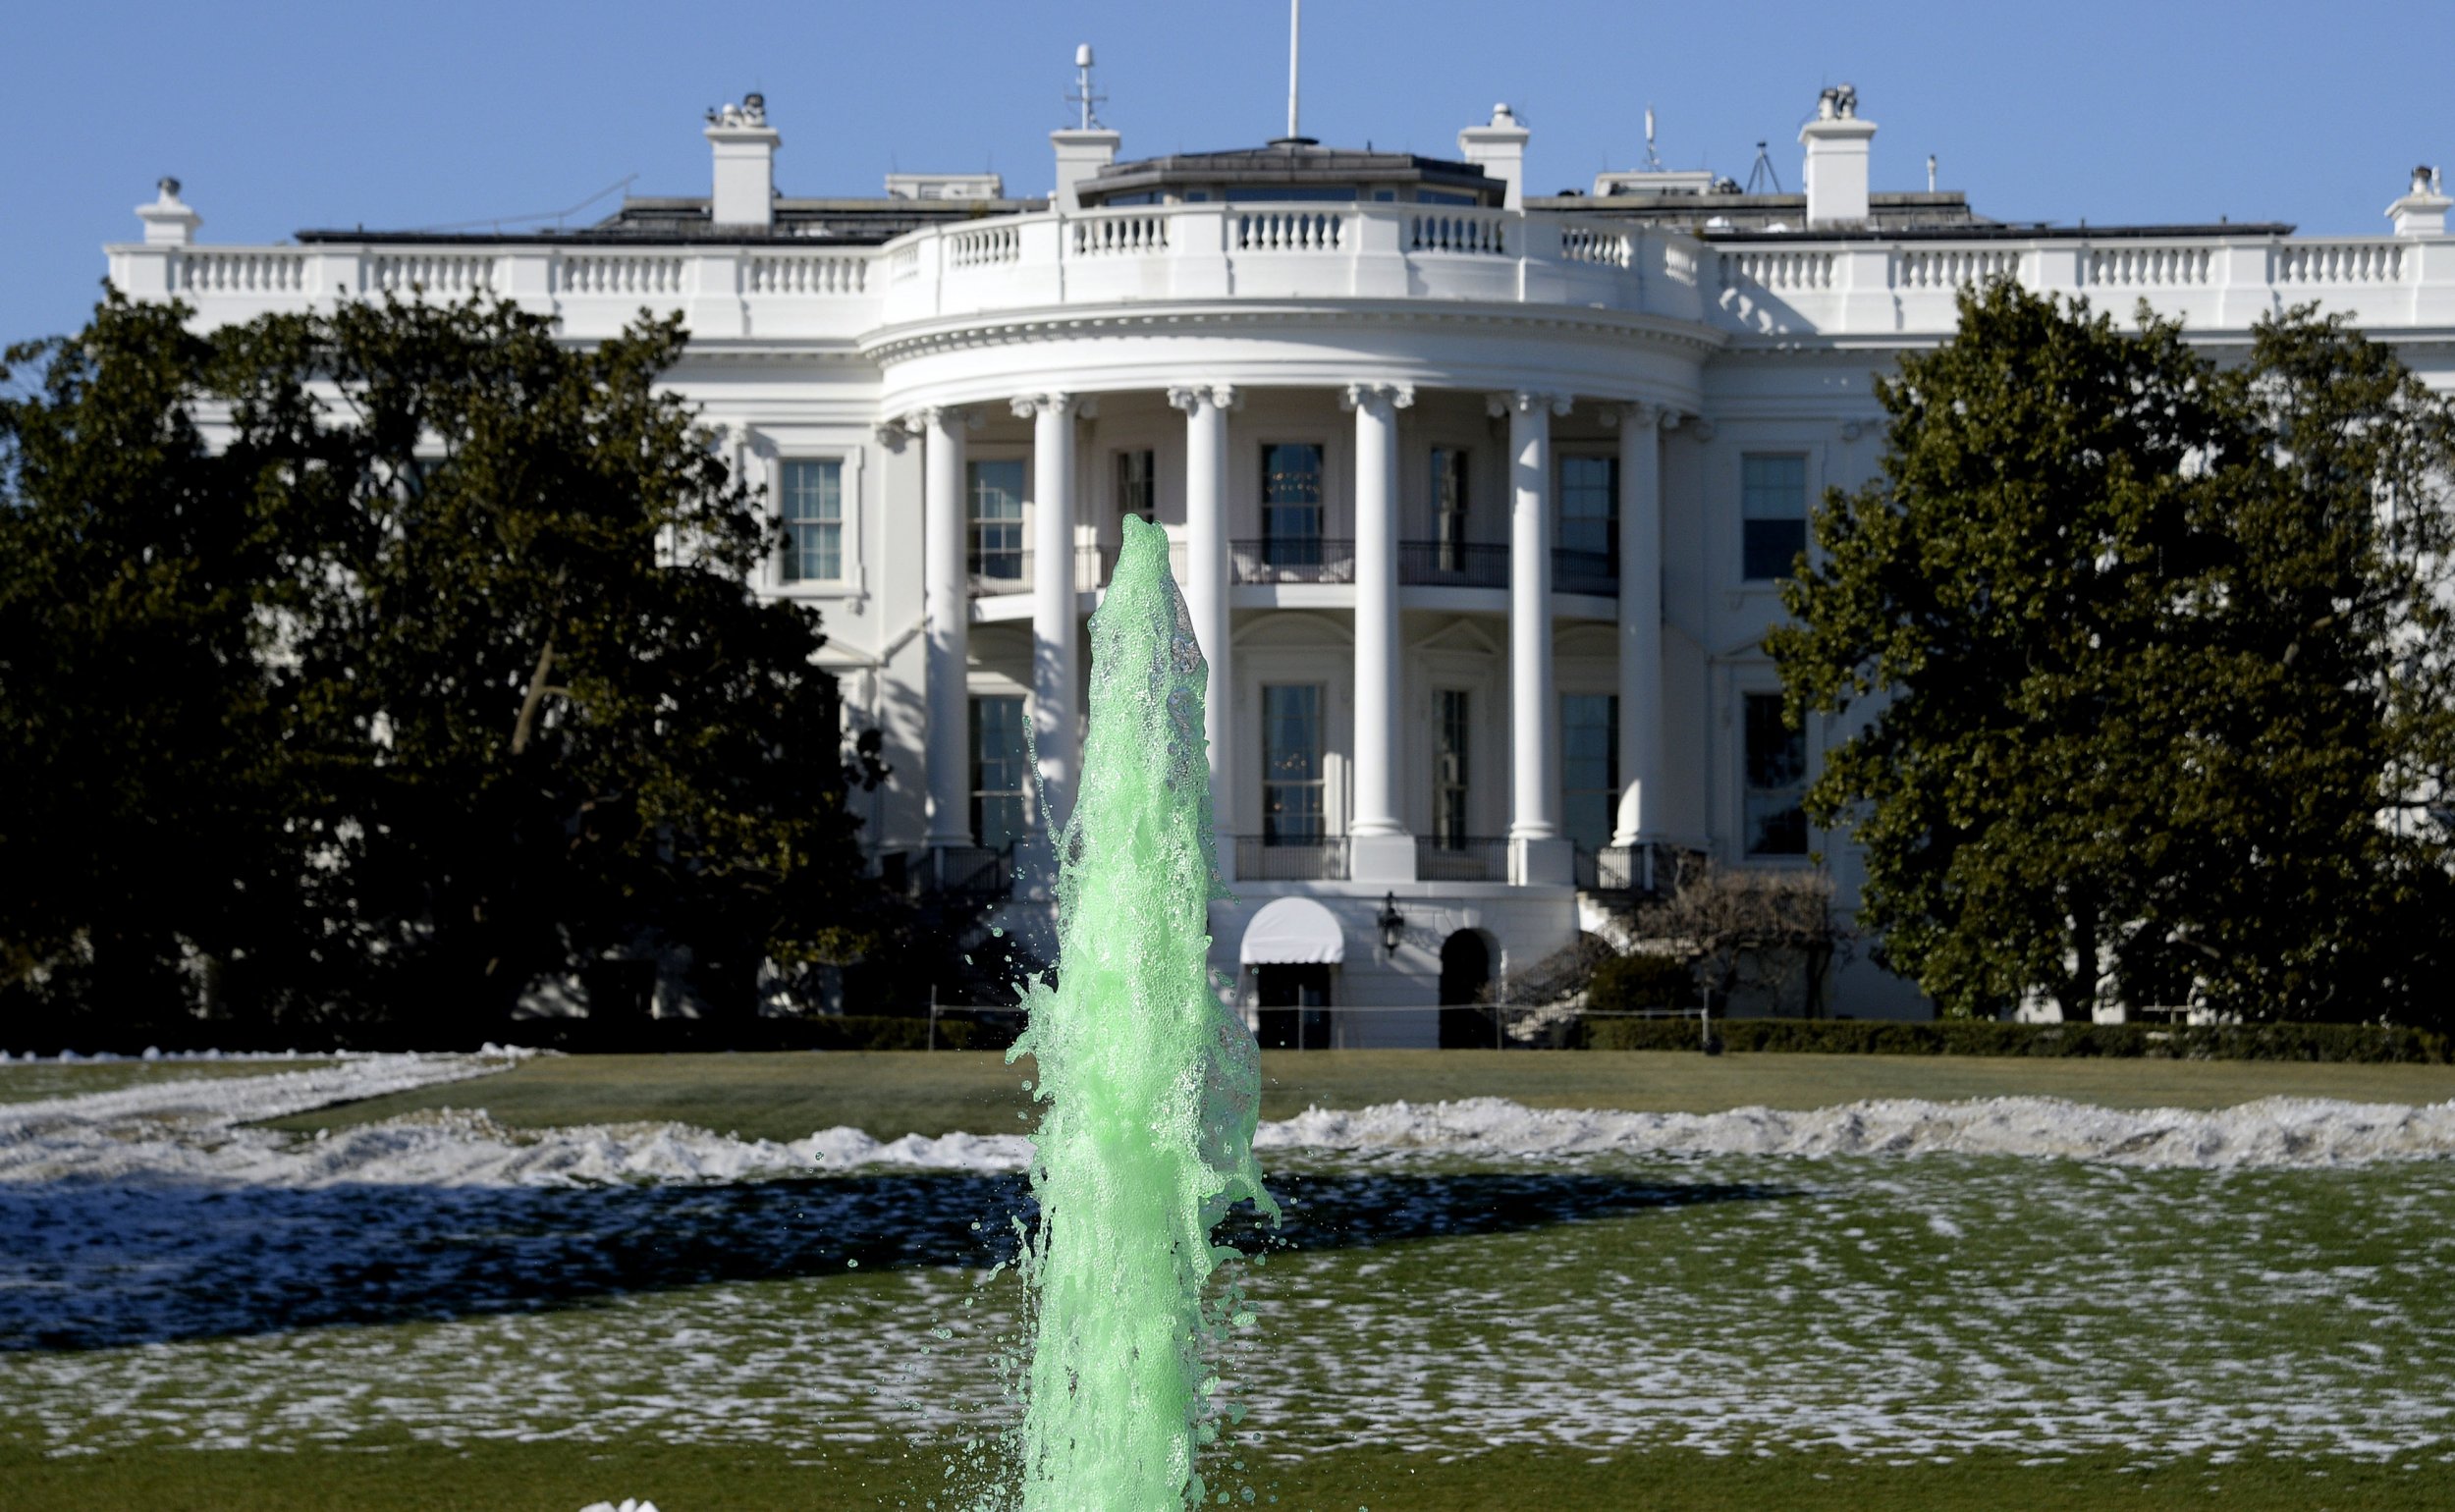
[104,91,2455,1035]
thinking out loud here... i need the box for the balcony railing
[1235,835,1349,881]
[1575,841,1698,896]
[1232,537,1355,585]
[1399,539,1510,589]
[1417,835,1509,882]
[1552,547,1619,596]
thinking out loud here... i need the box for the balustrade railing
[1236,210,1344,251]
[556,254,687,297]
[1068,212,1170,257]
[366,252,497,295]
[948,225,1020,268]
[746,253,868,295]
[1398,539,1510,588]
[2085,244,2212,288]
[1891,246,2019,290]
[1720,248,1835,292]
[1559,225,1633,267]
[1410,210,1507,255]
[179,249,308,294]
[2273,240,2405,285]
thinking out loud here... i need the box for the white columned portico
[1496,390,1575,886]
[1344,382,1415,882]
[919,405,975,852]
[1014,393,1081,832]
[1170,384,1237,867]
[1611,404,1667,853]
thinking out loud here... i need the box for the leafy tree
[2,293,886,1039]
[1772,281,2455,1024]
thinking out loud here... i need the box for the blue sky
[3,0,2445,353]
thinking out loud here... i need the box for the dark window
[1742,454,1809,581]
[1261,443,1324,568]
[968,459,1025,581]
[1743,693,1809,856]
[1261,684,1325,843]
[1431,446,1470,568]
[1435,689,1471,847]
[970,695,1028,848]
[1117,449,1157,522]
[1225,187,1359,202]
[1561,693,1619,854]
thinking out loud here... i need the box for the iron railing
[1232,537,1355,584]
[1416,835,1510,882]
[929,841,1017,899]
[1575,841,1697,895]
[1398,539,1510,588]
[1234,835,1349,881]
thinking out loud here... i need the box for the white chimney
[1052,128,1121,212]
[2388,165,2450,237]
[1798,84,1877,229]
[1457,103,1530,210]
[136,177,199,245]
[704,93,781,229]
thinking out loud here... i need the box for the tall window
[1743,693,1809,856]
[780,459,843,583]
[1561,693,1619,854]
[1557,455,1618,560]
[970,694,1028,849]
[1435,689,1471,847]
[968,458,1026,582]
[1261,443,1324,568]
[1117,448,1157,522]
[1742,454,1809,581]
[1431,447,1470,569]
[1260,684,1325,843]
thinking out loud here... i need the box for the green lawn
[0,1056,333,1107]
[263,1048,2455,1143]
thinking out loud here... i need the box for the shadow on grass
[3,1170,1791,1351]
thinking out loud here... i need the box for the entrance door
[1438,930,1495,1049]
[1256,964,1332,1050]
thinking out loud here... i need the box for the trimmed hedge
[1577,1015,2455,1064]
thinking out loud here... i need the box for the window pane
[781,459,843,583]
[1117,449,1156,522]
[1262,444,1323,564]
[1743,692,1808,856]
[1557,456,1616,558]
[970,695,1029,849]
[1741,454,1807,580]
[969,459,1026,580]
[1261,683,1324,843]
[1742,518,1808,581]
[1560,693,1618,854]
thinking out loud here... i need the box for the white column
[1171,385,1236,868]
[1612,404,1666,850]
[920,405,974,851]
[1015,393,1080,834]
[1344,381,1414,882]
[1496,390,1574,885]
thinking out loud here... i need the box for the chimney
[1798,84,1877,229]
[136,177,199,245]
[1457,103,1530,210]
[704,93,780,229]
[2388,165,2450,238]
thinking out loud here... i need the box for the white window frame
[750,431,866,603]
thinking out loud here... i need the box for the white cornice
[854,300,1730,367]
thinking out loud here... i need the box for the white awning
[1238,896,1346,965]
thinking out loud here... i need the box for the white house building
[106,71,2455,1037]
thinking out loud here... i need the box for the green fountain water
[1005,514,1279,1511]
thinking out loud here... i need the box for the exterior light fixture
[1376,891,1405,955]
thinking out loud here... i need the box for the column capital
[1339,382,1416,414]
[1167,384,1241,415]
[904,405,981,434]
[1486,390,1572,419]
[1009,392,1079,420]
[872,421,910,452]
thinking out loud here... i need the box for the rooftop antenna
[1065,41,1107,129]
[1927,154,1937,192]
[1285,0,1303,143]
[1643,105,1664,171]
[1744,139,1782,194]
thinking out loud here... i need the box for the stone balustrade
[109,203,2455,344]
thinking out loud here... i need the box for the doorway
[1256,963,1333,1050]
[1438,930,1496,1049]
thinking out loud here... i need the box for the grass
[2,1440,2443,1512]
[0,1057,333,1107]
[260,1048,2455,1143]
